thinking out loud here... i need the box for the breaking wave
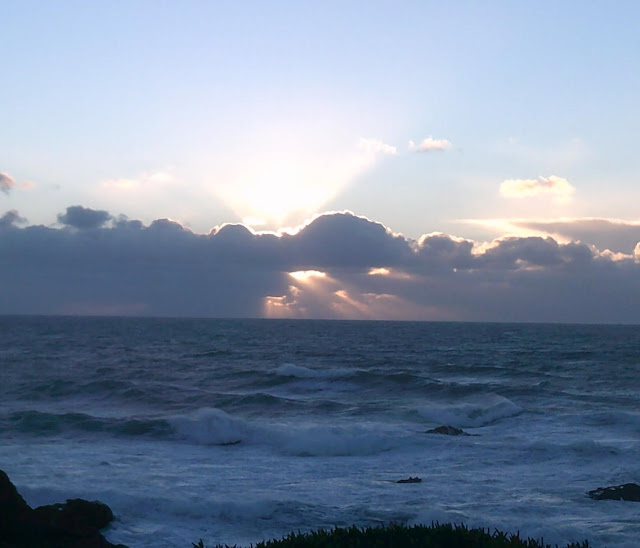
[415,394,523,428]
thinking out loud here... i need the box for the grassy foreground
[194,523,589,547]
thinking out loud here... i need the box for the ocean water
[1,317,640,547]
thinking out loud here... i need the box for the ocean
[1,316,639,547]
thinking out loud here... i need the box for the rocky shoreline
[0,470,127,548]
[3,466,639,548]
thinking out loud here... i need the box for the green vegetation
[194,523,589,548]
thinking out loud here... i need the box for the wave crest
[416,394,523,428]
[168,408,249,446]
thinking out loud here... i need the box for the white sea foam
[266,423,409,457]
[524,438,621,459]
[168,406,412,456]
[416,393,523,428]
[169,407,250,445]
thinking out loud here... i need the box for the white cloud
[0,172,16,194]
[101,171,176,191]
[408,137,452,152]
[358,138,397,156]
[500,175,575,202]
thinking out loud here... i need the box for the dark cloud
[57,205,112,229]
[0,172,16,194]
[0,210,28,229]
[287,212,413,269]
[1,208,639,323]
[476,237,593,270]
[415,233,475,271]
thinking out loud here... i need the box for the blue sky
[2,1,640,320]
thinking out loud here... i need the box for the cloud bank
[1,207,639,323]
[466,217,640,255]
[513,218,640,255]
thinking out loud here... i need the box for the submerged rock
[425,425,470,436]
[588,483,640,502]
[0,468,127,548]
[396,477,422,484]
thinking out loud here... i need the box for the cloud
[408,137,452,152]
[465,217,640,254]
[287,211,412,268]
[0,210,28,228]
[0,172,16,194]
[499,175,575,201]
[415,233,475,271]
[101,171,176,191]
[2,208,640,323]
[57,205,112,229]
[475,236,593,270]
[512,218,640,255]
[358,138,397,156]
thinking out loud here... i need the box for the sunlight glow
[289,270,327,281]
[332,289,374,318]
[367,266,414,280]
[265,267,451,321]
[241,216,267,227]
[212,129,397,230]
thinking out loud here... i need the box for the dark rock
[588,483,640,502]
[0,470,31,517]
[396,477,422,484]
[0,470,33,546]
[425,425,469,436]
[0,468,127,548]
[33,498,115,536]
[0,469,35,545]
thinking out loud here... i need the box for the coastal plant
[199,523,590,548]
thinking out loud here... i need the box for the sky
[1,1,640,322]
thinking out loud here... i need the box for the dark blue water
[1,317,639,547]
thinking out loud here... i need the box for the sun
[217,155,350,229]
[211,126,392,230]
[238,162,328,226]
